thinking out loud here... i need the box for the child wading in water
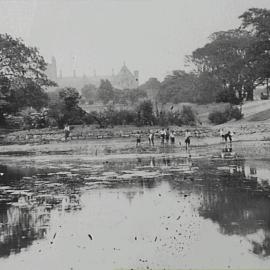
[184,129,191,151]
[165,128,170,144]
[136,131,141,147]
[64,124,70,141]
[148,130,155,146]
[170,130,175,144]
[160,128,165,145]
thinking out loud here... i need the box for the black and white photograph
[1,0,270,269]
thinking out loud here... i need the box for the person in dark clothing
[136,131,141,147]
[165,128,170,143]
[64,124,70,141]
[224,131,232,143]
[160,128,165,144]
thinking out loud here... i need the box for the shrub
[180,106,197,125]
[208,110,230,124]
[156,106,197,126]
[136,100,156,126]
[230,106,243,120]
[215,88,241,105]
[208,105,243,124]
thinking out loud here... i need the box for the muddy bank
[1,125,214,145]
[2,121,270,147]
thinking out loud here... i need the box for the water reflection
[0,165,83,258]
[0,145,270,267]
[0,203,49,257]
[197,145,270,257]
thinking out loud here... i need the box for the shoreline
[0,133,269,160]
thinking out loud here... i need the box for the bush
[231,106,243,120]
[156,106,197,126]
[136,100,156,126]
[208,105,243,124]
[180,106,197,125]
[208,110,230,124]
[215,88,241,105]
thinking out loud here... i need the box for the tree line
[144,8,270,105]
[1,7,270,128]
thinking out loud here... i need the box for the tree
[0,33,56,122]
[7,80,48,113]
[59,87,80,109]
[122,88,147,105]
[190,29,257,102]
[139,77,161,100]
[97,79,114,104]
[157,70,197,104]
[239,8,270,97]
[136,100,155,125]
[194,71,222,104]
[48,87,85,128]
[81,83,97,103]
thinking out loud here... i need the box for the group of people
[160,128,176,145]
[136,128,192,151]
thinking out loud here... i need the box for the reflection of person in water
[220,144,238,160]
[150,157,156,167]
[162,157,171,166]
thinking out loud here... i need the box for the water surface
[0,143,270,269]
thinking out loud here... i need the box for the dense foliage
[48,87,85,128]
[0,33,56,123]
[208,106,243,124]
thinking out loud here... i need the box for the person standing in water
[136,131,141,147]
[224,130,232,143]
[165,128,170,144]
[148,130,155,146]
[160,128,165,144]
[64,124,70,141]
[184,129,191,151]
[170,130,175,144]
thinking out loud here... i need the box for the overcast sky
[0,0,270,82]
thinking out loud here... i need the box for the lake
[0,141,270,269]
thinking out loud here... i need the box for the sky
[0,0,270,83]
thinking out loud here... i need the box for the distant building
[45,57,139,90]
[45,56,57,82]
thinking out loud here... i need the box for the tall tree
[139,77,161,100]
[81,83,97,103]
[0,33,56,121]
[97,79,114,105]
[191,29,258,102]
[157,70,197,104]
[48,87,85,128]
[240,8,270,97]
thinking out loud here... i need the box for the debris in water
[88,234,93,240]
